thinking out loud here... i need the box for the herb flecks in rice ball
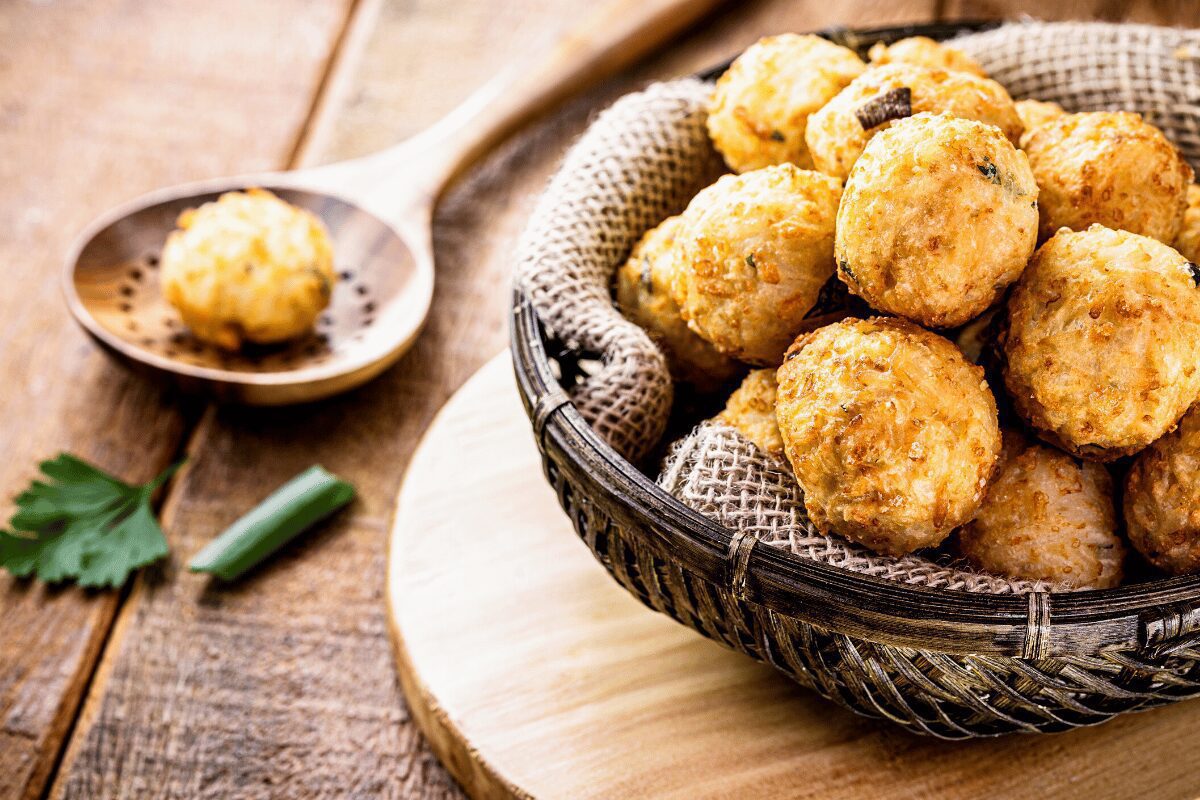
[615,216,740,392]
[671,165,841,366]
[835,113,1038,328]
[805,63,1023,180]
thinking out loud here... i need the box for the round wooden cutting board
[387,354,1200,800]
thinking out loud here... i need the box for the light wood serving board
[387,354,1200,800]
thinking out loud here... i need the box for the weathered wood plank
[0,1,353,798]
[48,1,938,798]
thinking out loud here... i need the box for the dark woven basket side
[509,20,1200,738]
[512,287,1200,739]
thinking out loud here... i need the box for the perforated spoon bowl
[64,0,721,405]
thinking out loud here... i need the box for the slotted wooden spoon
[64,0,722,405]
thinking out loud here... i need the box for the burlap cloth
[516,21,1200,594]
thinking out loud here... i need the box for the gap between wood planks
[30,2,955,795]
[32,1,371,796]
[41,0,1200,795]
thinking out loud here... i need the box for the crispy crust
[671,165,842,366]
[160,188,336,349]
[1023,111,1193,243]
[615,216,740,392]
[1124,406,1200,575]
[867,36,988,77]
[835,113,1038,328]
[1174,184,1200,263]
[959,431,1124,589]
[775,317,1001,555]
[717,369,784,458]
[1001,225,1200,460]
[707,34,865,173]
[1014,98,1066,147]
[804,63,1023,180]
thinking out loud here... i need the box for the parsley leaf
[0,454,180,588]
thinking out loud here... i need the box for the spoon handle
[308,0,724,218]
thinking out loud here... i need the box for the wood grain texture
[392,355,1200,800]
[49,1,598,796]
[0,1,352,798]
[20,0,1198,796]
[46,1,939,797]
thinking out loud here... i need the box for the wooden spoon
[63,0,723,405]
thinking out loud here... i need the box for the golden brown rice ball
[161,188,336,350]
[835,113,1038,328]
[1124,406,1200,575]
[1023,111,1193,243]
[1002,225,1200,461]
[671,165,841,366]
[775,317,1001,555]
[716,368,784,459]
[804,63,1023,180]
[959,431,1124,589]
[615,216,741,392]
[1173,184,1200,263]
[1014,98,1065,147]
[867,36,987,77]
[707,34,865,173]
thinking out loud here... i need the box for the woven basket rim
[509,20,1200,660]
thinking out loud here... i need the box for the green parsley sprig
[0,454,180,588]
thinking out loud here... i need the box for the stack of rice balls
[614,33,1200,591]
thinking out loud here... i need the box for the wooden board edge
[386,606,533,800]
[385,354,532,800]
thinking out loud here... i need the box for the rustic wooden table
[2,0,1198,798]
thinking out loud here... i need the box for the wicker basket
[510,21,1200,739]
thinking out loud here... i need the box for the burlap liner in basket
[516,21,1200,595]
[660,422,1050,593]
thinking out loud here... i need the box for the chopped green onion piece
[189,465,354,581]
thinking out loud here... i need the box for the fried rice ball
[1002,225,1200,460]
[867,36,987,77]
[775,317,1001,555]
[1023,111,1193,243]
[707,34,865,173]
[716,368,784,459]
[959,431,1124,589]
[615,216,740,391]
[804,63,1023,180]
[1124,406,1200,575]
[161,188,336,350]
[1173,184,1200,263]
[835,113,1038,328]
[671,164,841,366]
[1014,98,1066,146]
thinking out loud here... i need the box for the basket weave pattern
[513,21,1200,737]
[525,374,1200,737]
[661,421,1052,594]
